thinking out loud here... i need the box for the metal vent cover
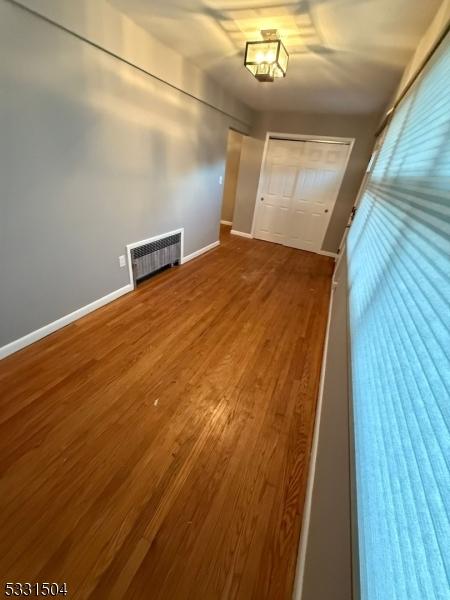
[130,232,181,285]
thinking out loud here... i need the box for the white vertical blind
[347,32,450,600]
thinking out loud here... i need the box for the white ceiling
[110,0,441,113]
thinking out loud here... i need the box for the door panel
[254,140,302,244]
[282,165,297,197]
[257,203,289,241]
[289,208,308,242]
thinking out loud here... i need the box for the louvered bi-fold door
[346,32,450,600]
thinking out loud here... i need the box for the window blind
[347,32,450,600]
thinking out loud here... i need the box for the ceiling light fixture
[244,29,289,83]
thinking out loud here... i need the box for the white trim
[264,131,354,144]
[250,133,271,237]
[251,131,355,255]
[317,249,338,259]
[292,283,336,600]
[0,284,133,360]
[230,230,253,239]
[182,240,220,264]
[220,220,233,226]
[126,228,185,289]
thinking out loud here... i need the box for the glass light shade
[244,39,289,82]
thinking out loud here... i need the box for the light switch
[118,255,126,268]
[219,175,223,185]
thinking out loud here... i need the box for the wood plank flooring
[0,226,333,599]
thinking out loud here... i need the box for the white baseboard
[0,238,221,360]
[230,229,253,239]
[291,283,336,599]
[182,240,220,264]
[317,249,338,259]
[0,284,133,360]
[220,220,232,226]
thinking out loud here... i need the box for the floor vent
[129,232,181,286]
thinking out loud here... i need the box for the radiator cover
[130,232,181,285]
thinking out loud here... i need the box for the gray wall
[221,129,244,223]
[232,137,265,234]
[250,111,381,252]
[13,0,254,127]
[0,1,250,347]
[293,253,353,600]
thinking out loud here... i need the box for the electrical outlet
[118,255,126,268]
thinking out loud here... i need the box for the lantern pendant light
[244,29,289,82]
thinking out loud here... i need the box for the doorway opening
[251,133,354,255]
[221,129,245,227]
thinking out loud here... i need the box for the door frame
[250,131,355,255]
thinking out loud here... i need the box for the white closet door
[286,141,349,251]
[254,139,350,253]
[253,140,302,244]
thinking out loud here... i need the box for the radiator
[130,232,181,285]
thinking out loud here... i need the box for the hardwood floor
[0,226,333,599]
